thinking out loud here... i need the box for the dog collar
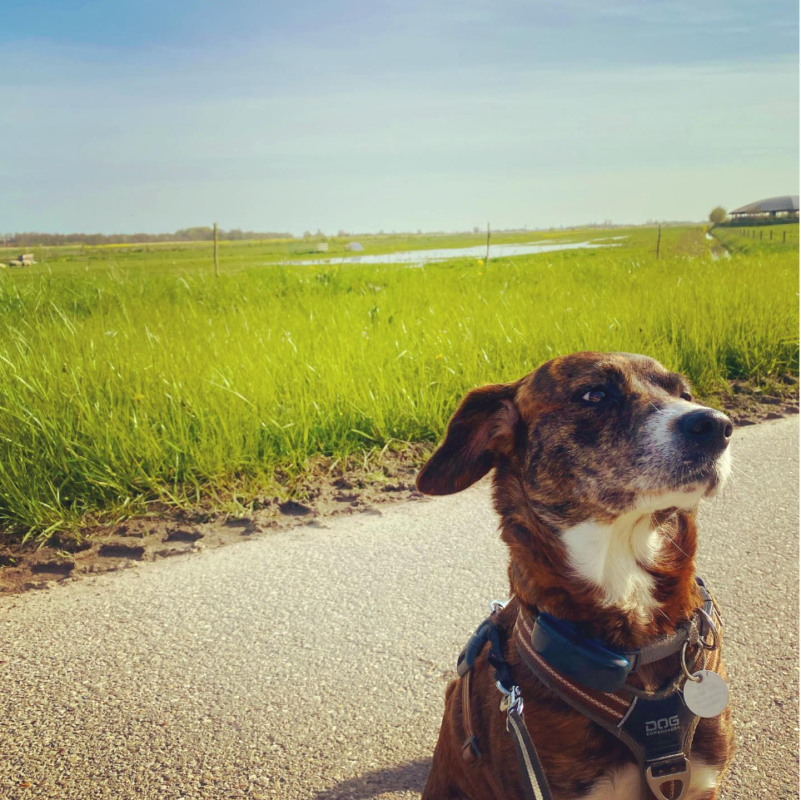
[525,577,717,693]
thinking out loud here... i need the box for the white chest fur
[561,511,662,618]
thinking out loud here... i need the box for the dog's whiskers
[661,529,691,558]
[727,462,757,486]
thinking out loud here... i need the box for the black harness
[456,578,723,800]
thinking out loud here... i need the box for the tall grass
[0,227,796,537]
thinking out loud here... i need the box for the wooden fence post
[656,225,662,260]
[213,222,219,277]
[783,231,787,244]
[770,230,773,241]
[760,229,763,241]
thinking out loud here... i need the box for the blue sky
[1,0,798,234]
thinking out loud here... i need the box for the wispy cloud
[0,0,797,233]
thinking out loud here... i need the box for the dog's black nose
[679,408,733,452]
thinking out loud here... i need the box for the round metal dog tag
[683,670,729,718]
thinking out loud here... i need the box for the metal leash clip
[696,608,719,651]
[498,683,524,717]
[489,599,508,615]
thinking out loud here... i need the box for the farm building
[729,195,799,223]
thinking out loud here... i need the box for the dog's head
[417,352,732,526]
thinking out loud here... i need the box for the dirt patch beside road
[724,376,799,426]
[0,445,431,595]
[1,381,797,595]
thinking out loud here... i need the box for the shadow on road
[309,758,431,799]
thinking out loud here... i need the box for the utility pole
[213,222,219,277]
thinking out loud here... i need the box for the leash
[500,685,552,800]
[456,579,726,800]
[458,603,553,800]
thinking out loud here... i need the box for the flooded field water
[279,237,624,266]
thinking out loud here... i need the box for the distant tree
[708,207,727,225]
[175,226,214,241]
[303,231,313,239]
[472,226,480,234]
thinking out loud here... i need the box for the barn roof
[731,195,799,214]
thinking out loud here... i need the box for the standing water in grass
[281,238,622,266]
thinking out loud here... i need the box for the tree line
[3,227,295,247]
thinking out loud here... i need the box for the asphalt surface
[0,417,797,799]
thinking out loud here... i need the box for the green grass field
[1,227,591,275]
[0,225,796,539]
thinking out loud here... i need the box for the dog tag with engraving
[683,670,729,718]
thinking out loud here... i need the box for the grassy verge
[0,225,796,539]
[711,223,799,254]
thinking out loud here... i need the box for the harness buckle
[461,734,482,765]
[645,755,692,800]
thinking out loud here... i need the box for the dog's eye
[680,392,693,402]
[581,389,606,404]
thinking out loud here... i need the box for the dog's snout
[678,408,733,451]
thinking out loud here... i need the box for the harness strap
[459,612,553,800]
[460,669,508,800]
[629,578,716,671]
[630,624,696,671]
[515,613,636,724]
[456,585,722,800]
[514,611,721,800]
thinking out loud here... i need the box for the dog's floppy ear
[416,382,520,495]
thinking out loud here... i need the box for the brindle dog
[418,352,735,800]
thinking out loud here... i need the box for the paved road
[1,417,797,799]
